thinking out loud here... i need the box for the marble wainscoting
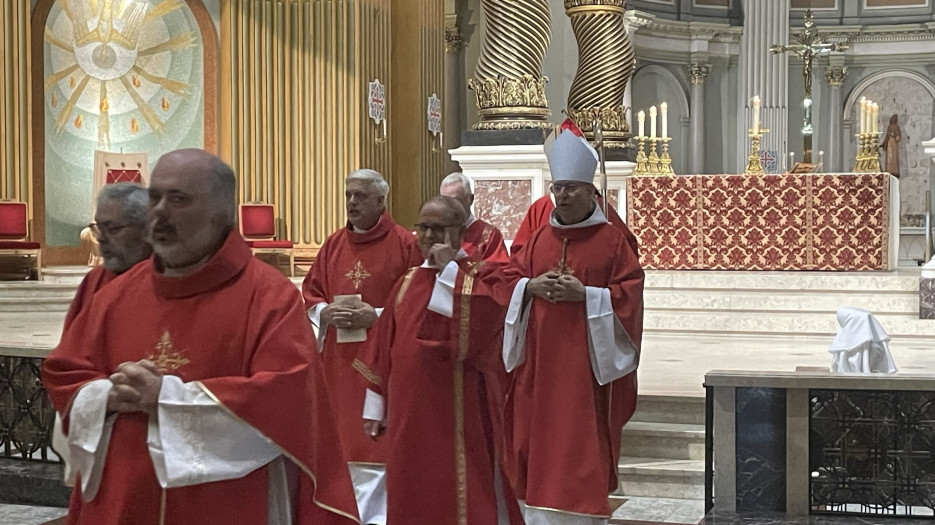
[700,512,935,524]
[920,275,935,319]
[473,179,532,240]
[734,388,786,513]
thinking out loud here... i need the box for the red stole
[43,231,359,525]
[510,195,640,258]
[463,219,509,264]
[301,212,421,464]
[355,261,516,524]
[62,266,117,331]
[503,221,645,517]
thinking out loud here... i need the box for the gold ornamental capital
[564,0,626,14]
[688,63,712,85]
[824,65,847,87]
[467,74,549,111]
[567,105,631,147]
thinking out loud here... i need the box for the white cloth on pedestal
[829,306,898,374]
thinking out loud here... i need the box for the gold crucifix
[552,238,574,276]
[148,331,191,372]
[770,9,847,163]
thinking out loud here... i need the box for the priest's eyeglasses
[90,222,131,238]
[549,182,588,195]
[414,222,460,236]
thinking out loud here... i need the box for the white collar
[549,204,609,230]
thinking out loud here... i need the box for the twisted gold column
[565,0,635,148]
[467,0,552,130]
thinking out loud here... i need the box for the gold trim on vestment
[194,381,362,524]
[395,267,418,307]
[353,359,381,387]
[454,270,474,525]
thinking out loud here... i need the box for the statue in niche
[880,114,902,177]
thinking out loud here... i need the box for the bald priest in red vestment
[439,172,510,264]
[355,196,520,524]
[42,149,360,525]
[62,183,152,330]
[501,129,645,525]
[302,168,422,525]
[509,121,640,259]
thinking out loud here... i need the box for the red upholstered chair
[0,201,41,279]
[239,203,295,276]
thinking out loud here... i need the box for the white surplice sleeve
[66,379,117,502]
[427,260,459,318]
[585,286,639,385]
[147,375,280,488]
[362,388,385,421]
[502,278,531,372]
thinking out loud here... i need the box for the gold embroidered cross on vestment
[551,238,575,276]
[148,331,191,372]
[345,260,372,289]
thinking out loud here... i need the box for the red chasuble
[62,265,117,331]
[504,220,645,518]
[354,262,511,524]
[463,218,509,264]
[301,212,421,464]
[42,231,359,525]
[510,195,640,258]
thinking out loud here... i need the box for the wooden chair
[239,203,295,276]
[0,201,41,279]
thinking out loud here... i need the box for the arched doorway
[30,0,217,265]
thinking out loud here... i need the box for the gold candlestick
[659,137,674,175]
[744,128,769,175]
[648,138,661,175]
[853,132,868,172]
[869,131,882,172]
[634,136,650,175]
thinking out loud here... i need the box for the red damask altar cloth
[626,173,899,271]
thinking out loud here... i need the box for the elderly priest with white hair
[501,129,646,525]
[439,172,510,264]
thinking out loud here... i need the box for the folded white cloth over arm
[66,379,117,502]
[148,375,280,488]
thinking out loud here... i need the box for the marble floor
[699,512,935,524]
[0,504,65,525]
[612,496,706,524]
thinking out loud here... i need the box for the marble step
[645,270,919,293]
[644,310,935,338]
[616,457,705,500]
[621,422,705,461]
[644,288,918,315]
[632,395,706,426]
[610,496,706,525]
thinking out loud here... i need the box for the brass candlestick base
[659,137,674,175]
[648,139,661,175]
[853,132,882,172]
[744,128,769,175]
[634,136,650,175]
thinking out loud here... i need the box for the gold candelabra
[744,128,769,175]
[633,136,676,175]
[852,131,882,172]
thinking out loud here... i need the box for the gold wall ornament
[824,65,847,87]
[566,106,630,148]
[564,0,635,147]
[470,0,552,129]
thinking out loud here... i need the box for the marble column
[824,66,847,173]
[737,0,790,172]
[688,63,712,174]
[444,23,464,173]
[920,135,935,319]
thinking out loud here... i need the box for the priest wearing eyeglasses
[501,127,646,525]
[355,196,519,524]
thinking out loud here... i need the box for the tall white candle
[871,102,879,134]
[860,97,867,133]
[649,105,657,139]
[660,102,668,139]
[637,110,645,138]
[752,95,761,133]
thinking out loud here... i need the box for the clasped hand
[323,302,378,330]
[525,271,586,303]
[107,359,164,415]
